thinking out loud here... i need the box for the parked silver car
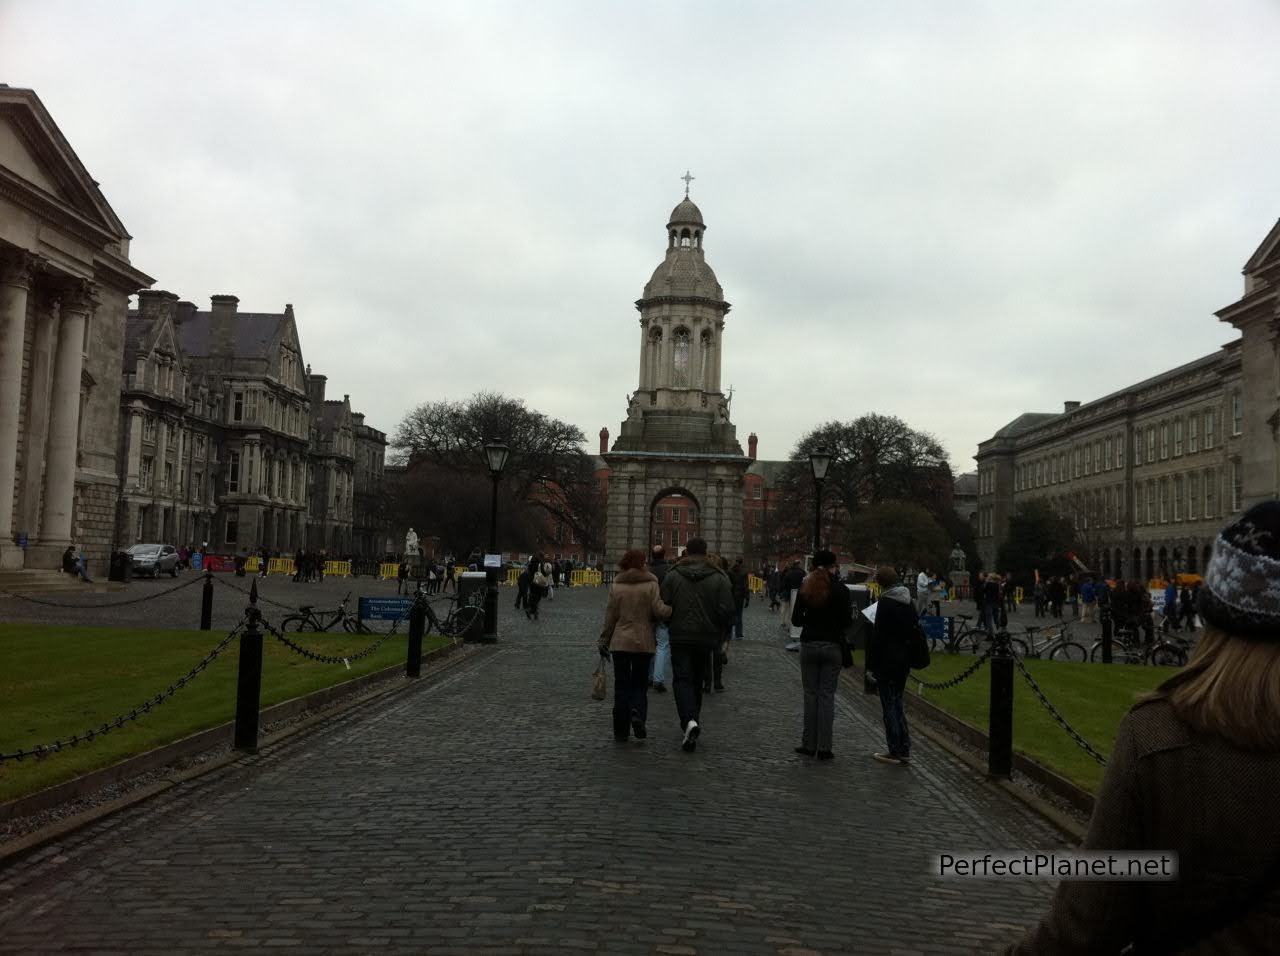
[128,543,180,578]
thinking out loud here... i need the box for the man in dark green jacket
[659,537,735,752]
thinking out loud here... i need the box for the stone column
[637,320,649,389]
[37,280,96,556]
[19,289,60,540]
[0,252,35,563]
[711,321,724,394]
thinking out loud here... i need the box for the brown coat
[1008,697,1280,954]
[599,569,672,654]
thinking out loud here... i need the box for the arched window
[680,228,691,248]
[699,330,713,388]
[672,328,691,386]
[694,230,702,249]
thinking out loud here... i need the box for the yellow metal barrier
[748,574,764,594]
[324,560,351,578]
[1015,587,1024,604]
[245,556,260,573]
[267,557,295,575]
[571,569,603,587]
[379,562,399,579]
[505,567,520,586]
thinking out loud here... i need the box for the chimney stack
[210,294,239,314]
[1064,401,1081,413]
[209,294,239,359]
[175,300,197,325]
[599,427,609,455]
[137,289,177,321]
[307,372,327,406]
[748,432,758,460]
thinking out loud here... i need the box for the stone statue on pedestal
[626,393,642,421]
[405,528,420,557]
[950,544,967,573]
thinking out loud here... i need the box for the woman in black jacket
[867,565,917,765]
[790,550,853,760]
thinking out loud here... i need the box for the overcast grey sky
[4,1,1278,471]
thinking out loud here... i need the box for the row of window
[655,506,697,524]
[653,528,686,548]
[1133,464,1244,526]
[1010,398,1240,494]
[137,456,205,500]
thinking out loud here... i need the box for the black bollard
[406,600,425,678]
[200,570,214,631]
[1101,608,1113,664]
[988,634,1014,779]
[234,608,265,753]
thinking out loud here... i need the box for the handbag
[533,570,548,588]
[591,658,607,701]
[908,622,932,671]
[839,635,854,668]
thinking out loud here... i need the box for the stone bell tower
[603,183,749,559]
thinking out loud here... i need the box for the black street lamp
[482,442,509,642]
[809,446,833,557]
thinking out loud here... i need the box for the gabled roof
[1242,218,1280,275]
[176,311,285,359]
[0,85,131,243]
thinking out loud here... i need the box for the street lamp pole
[482,442,509,643]
[809,446,833,559]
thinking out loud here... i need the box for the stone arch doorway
[649,486,701,556]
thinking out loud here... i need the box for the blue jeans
[650,623,671,685]
[877,674,910,759]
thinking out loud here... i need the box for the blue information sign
[191,552,203,571]
[920,615,948,642]
[359,596,412,622]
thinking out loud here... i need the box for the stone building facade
[352,412,389,558]
[975,221,1280,580]
[119,291,389,558]
[975,345,1244,581]
[0,86,153,571]
[603,193,749,557]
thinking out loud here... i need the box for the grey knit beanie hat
[1198,500,1280,639]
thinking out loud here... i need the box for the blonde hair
[1155,626,1280,751]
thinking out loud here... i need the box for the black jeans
[877,672,910,758]
[611,651,653,739]
[800,641,842,752]
[671,642,710,730]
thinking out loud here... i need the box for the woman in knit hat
[1008,501,1280,954]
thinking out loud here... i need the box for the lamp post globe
[482,442,509,641]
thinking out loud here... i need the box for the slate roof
[745,458,792,484]
[991,412,1061,439]
[175,311,284,358]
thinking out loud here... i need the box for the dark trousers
[515,582,528,608]
[877,673,910,758]
[671,642,710,729]
[800,641,842,752]
[611,651,653,739]
[526,586,544,618]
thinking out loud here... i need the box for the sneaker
[631,709,647,740]
[713,684,725,692]
[652,682,667,694]
[872,752,904,765]
[817,750,835,761]
[793,746,815,756]
[681,720,700,752]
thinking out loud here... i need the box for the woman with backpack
[525,554,551,620]
[597,548,672,742]
[790,550,853,761]
[866,565,923,766]
[1008,501,1280,953]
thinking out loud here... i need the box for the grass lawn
[0,623,447,805]
[855,650,1181,793]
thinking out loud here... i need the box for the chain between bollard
[260,618,399,668]
[0,622,245,764]
[913,650,991,691]
[0,573,204,609]
[1013,656,1109,766]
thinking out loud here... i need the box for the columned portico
[0,252,35,566]
[29,281,96,562]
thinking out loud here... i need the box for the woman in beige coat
[1008,500,1280,954]
[599,548,672,742]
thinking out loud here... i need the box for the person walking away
[598,549,672,742]
[444,562,456,593]
[648,545,672,693]
[563,557,573,587]
[1049,577,1066,618]
[980,574,1001,635]
[397,557,410,595]
[1163,578,1180,632]
[1179,583,1196,631]
[703,554,731,693]
[781,560,805,629]
[1080,576,1096,623]
[526,555,552,620]
[866,566,917,765]
[515,561,531,610]
[730,557,750,642]
[766,565,782,611]
[1007,500,1280,954]
[1004,574,1018,615]
[660,537,735,752]
[791,549,853,760]
[1033,577,1046,618]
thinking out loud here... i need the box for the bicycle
[1089,622,1188,666]
[280,592,368,633]
[412,584,484,640]
[948,615,1029,656]
[1017,621,1087,662]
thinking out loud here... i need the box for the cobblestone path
[0,588,1062,954]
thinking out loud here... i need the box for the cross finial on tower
[681,170,695,198]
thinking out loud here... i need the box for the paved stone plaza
[0,586,1065,954]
